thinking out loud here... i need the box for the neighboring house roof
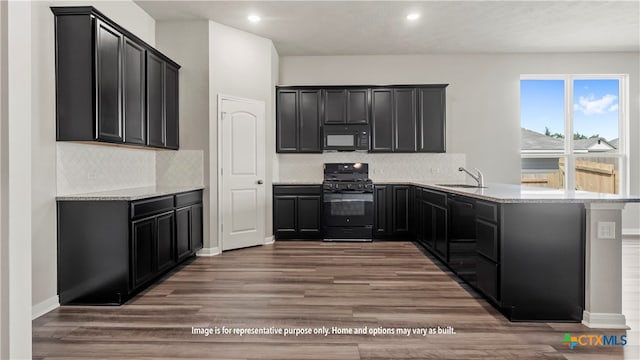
[521,128,617,152]
[573,137,616,152]
[521,128,564,151]
[609,138,619,149]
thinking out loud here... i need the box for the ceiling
[135,1,640,56]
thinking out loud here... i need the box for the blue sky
[521,79,619,141]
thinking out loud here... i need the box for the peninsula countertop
[56,186,205,201]
[275,179,640,204]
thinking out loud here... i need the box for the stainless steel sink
[435,184,487,189]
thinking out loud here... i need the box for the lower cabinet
[373,184,411,239]
[57,189,203,305]
[273,185,322,239]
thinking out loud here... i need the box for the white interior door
[219,96,266,251]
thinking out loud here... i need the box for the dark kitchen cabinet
[323,88,369,125]
[52,6,180,150]
[276,89,322,153]
[176,191,205,262]
[373,184,411,239]
[57,189,203,305]
[123,38,146,145]
[373,185,391,236]
[273,185,322,239]
[371,88,417,152]
[95,19,123,143]
[131,217,156,290]
[131,210,175,291]
[420,188,448,260]
[275,84,446,153]
[417,87,446,152]
[371,89,394,152]
[147,54,179,149]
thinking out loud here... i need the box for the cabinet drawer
[274,185,321,195]
[131,196,174,219]
[477,255,499,303]
[422,188,447,208]
[476,200,498,223]
[476,219,499,262]
[175,190,202,207]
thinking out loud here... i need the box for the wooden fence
[521,158,618,194]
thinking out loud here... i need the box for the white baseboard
[623,228,640,239]
[32,295,59,320]
[265,235,274,245]
[197,247,220,256]
[582,311,629,329]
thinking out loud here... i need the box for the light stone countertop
[274,180,640,204]
[56,186,205,201]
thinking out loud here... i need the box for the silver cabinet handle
[257,180,264,185]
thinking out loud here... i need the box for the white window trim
[520,74,629,195]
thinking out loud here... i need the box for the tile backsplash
[156,150,204,187]
[57,142,156,195]
[57,143,205,195]
[276,153,467,183]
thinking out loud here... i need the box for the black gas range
[322,163,374,241]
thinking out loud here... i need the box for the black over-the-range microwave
[323,124,369,151]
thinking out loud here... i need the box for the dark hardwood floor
[33,240,639,359]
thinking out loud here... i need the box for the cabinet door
[191,203,203,252]
[164,63,179,149]
[131,217,156,290]
[175,207,192,262]
[421,200,433,249]
[477,255,499,303]
[324,89,346,124]
[274,196,297,238]
[393,88,417,152]
[297,195,322,237]
[147,52,165,147]
[392,185,410,234]
[299,90,322,152]
[373,185,390,236]
[418,87,446,152]
[276,90,298,152]
[433,205,448,261]
[347,89,369,124]
[371,89,393,152]
[123,38,146,145]
[95,20,123,143]
[156,211,175,273]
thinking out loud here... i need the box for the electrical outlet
[597,221,616,240]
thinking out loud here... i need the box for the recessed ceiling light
[406,13,420,21]
[248,15,261,23]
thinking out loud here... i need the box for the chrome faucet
[459,167,484,187]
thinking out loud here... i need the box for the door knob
[257,180,264,184]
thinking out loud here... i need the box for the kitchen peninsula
[274,179,640,328]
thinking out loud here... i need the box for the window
[520,75,627,194]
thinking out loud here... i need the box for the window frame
[520,74,629,195]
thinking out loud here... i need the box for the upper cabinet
[276,88,322,153]
[52,6,181,150]
[323,88,369,125]
[276,84,447,154]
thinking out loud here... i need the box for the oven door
[323,192,373,227]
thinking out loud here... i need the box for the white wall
[6,1,33,357]
[0,0,8,355]
[280,53,640,232]
[207,21,277,249]
[155,20,211,251]
[30,0,156,317]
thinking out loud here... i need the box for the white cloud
[574,94,618,115]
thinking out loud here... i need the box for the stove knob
[347,184,352,189]
[358,184,363,189]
